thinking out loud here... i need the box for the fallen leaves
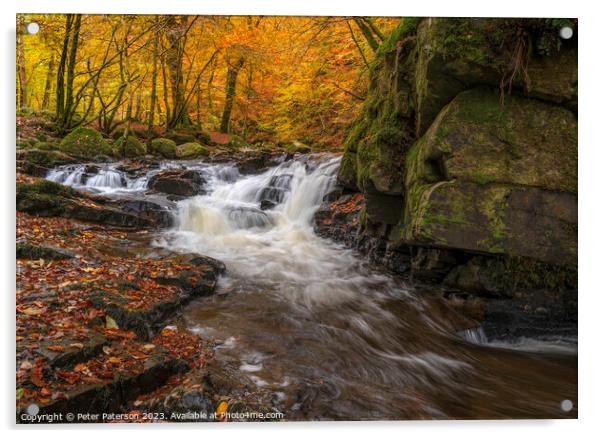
[15,196,216,413]
[105,315,119,329]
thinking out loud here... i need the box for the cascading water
[47,163,149,193]
[43,154,577,419]
[151,154,577,420]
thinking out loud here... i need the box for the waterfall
[176,156,340,235]
[158,154,391,308]
[46,164,148,193]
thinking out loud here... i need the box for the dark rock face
[257,174,293,209]
[114,200,173,229]
[329,17,578,338]
[226,206,272,229]
[148,169,206,197]
[116,160,160,178]
[16,242,76,260]
[16,180,168,229]
[237,153,271,175]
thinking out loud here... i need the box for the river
[47,154,577,420]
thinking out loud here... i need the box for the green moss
[176,142,209,159]
[59,127,112,158]
[227,135,250,150]
[491,256,577,291]
[375,17,423,58]
[472,170,496,185]
[35,141,59,151]
[16,180,78,215]
[16,149,75,167]
[113,135,147,158]
[165,130,196,145]
[150,138,177,159]
[16,243,72,260]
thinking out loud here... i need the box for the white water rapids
[158,156,401,308]
[45,155,577,419]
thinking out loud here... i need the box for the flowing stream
[47,155,577,420]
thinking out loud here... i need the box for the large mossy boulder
[59,127,112,158]
[176,142,209,159]
[414,18,577,136]
[401,89,577,265]
[113,135,147,158]
[150,138,177,159]
[165,131,196,145]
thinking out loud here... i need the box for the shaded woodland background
[16,15,402,148]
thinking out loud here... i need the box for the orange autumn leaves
[18,14,400,147]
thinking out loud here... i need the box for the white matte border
[2,1,599,437]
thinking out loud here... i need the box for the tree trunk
[16,16,27,111]
[120,17,134,158]
[220,57,245,134]
[165,15,191,129]
[147,16,160,139]
[161,56,171,126]
[42,54,55,110]
[56,15,73,122]
[353,18,379,53]
[62,14,82,129]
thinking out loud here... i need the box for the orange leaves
[18,306,45,316]
[153,328,211,369]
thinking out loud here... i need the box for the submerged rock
[148,169,206,197]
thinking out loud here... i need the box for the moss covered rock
[59,127,112,158]
[16,179,81,216]
[113,135,147,158]
[17,149,77,176]
[176,142,208,159]
[406,89,577,193]
[414,18,578,135]
[150,138,177,159]
[401,89,577,265]
[165,131,196,145]
[337,25,418,199]
[16,180,157,228]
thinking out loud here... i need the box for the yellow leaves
[18,306,44,316]
[160,327,176,337]
[107,356,121,364]
[105,315,119,329]
[216,401,228,421]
